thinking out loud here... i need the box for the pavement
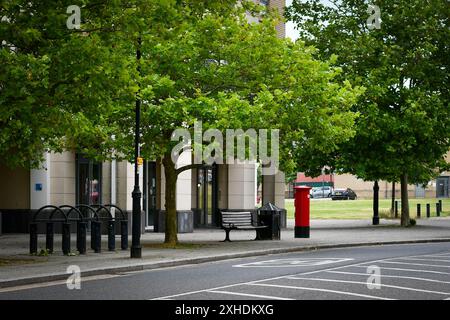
[1,218,450,288]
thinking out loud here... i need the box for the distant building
[293,151,450,199]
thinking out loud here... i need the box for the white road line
[207,290,293,300]
[233,258,353,268]
[247,283,394,300]
[393,257,450,263]
[294,261,379,276]
[365,261,450,269]
[284,277,450,295]
[327,270,450,284]
[414,254,450,258]
[352,265,450,275]
[149,274,290,300]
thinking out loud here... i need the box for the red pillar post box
[294,186,311,238]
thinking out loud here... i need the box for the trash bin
[258,202,281,240]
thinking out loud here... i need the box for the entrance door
[76,155,102,205]
[197,165,218,227]
[144,161,157,227]
[436,177,449,198]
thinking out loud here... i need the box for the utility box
[294,186,311,238]
[258,202,281,240]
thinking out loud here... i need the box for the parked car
[331,188,357,200]
[310,186,333,198]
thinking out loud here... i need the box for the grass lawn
[285,198,450,220]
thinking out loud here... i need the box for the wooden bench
[220,211,268,242]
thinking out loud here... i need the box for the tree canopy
[1,0,362,243]
[287,0,450,225]
[0,0,137,168]
[110,1,362,243]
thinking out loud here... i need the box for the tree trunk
[390,181,395,217]
[162,153,178,245]
[400,173,410,227]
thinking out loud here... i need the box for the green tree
[287,0,450,226]
[0,0,135,168]
[112,1,361,245]
[1,0,361,246]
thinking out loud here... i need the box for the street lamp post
[131,37,142,259]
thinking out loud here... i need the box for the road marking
[247,283,394,300]
[352,266,450,275]
[367,261,450,269]
[207,290,293,300]
[284,277,450,295]
[393,257,450,263]
[150,274,290,300]
[415,254,450,258]
[327,270,450,284]
[233,258,353,268]
[151,251,450,300]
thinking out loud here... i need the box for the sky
[285,0,333,40]
[285,0,300,40]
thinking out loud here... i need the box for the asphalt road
[1,242,450,300]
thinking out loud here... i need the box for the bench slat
[222,212,253,227]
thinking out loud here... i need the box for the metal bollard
[46,222,54,253]
[394,201,399,218]
[439,200,443,212]
[121,220,128,250]
[108,220,115,251]
[90,220,95,250]
[91,220,102,253]
[62,223,71,255]
[436,203,440,217]
[426,204,430,218]
[77,221,87,254]
[29,223,38,254]
[416,203,421,219]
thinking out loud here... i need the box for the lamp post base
[372,217,380,225]
[130,246,142,259]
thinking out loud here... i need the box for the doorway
[197,165,218,227]
[76,155,102,205]
[436,177,449,198]
[144,161,157,227]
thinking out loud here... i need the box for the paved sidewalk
[1,218,450,288]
